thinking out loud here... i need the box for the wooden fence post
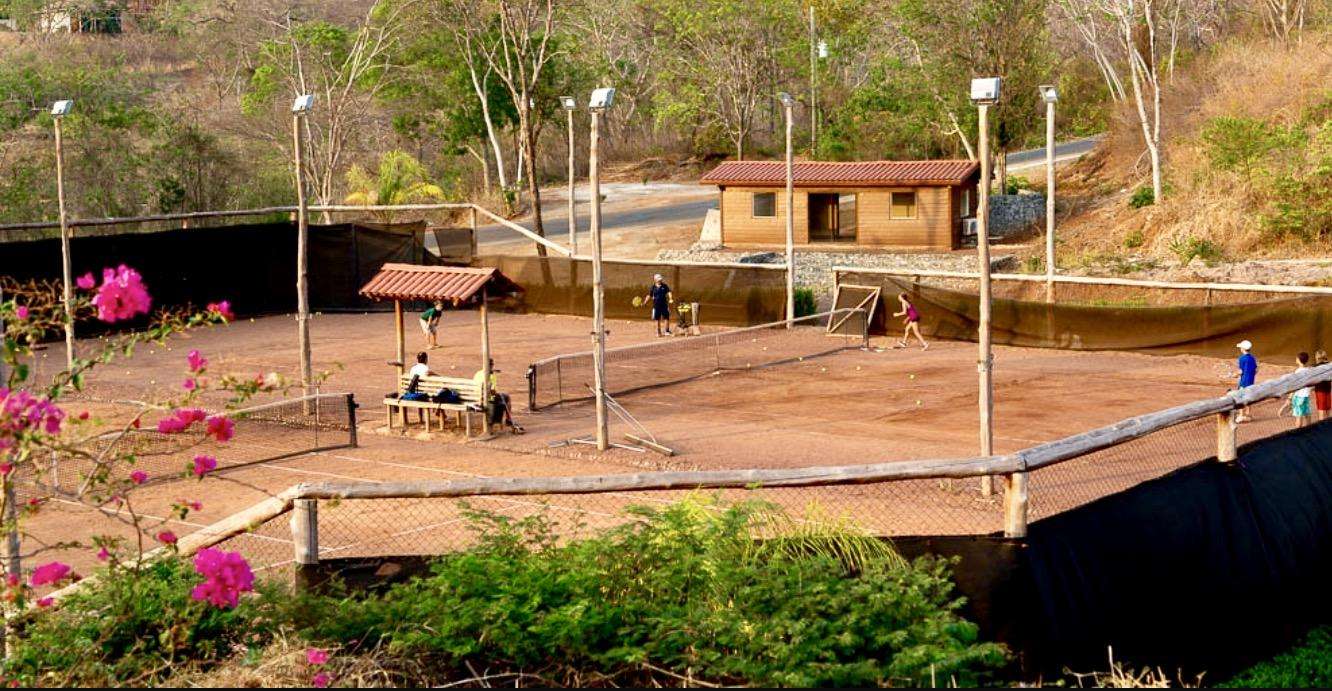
[290,499,319,590]
[1216,410,1237,463]
[1003,471,1028,538]
[345,393,358,448]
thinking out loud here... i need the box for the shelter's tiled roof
[699,160,979,187]
[359,264,521,303]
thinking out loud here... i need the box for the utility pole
[1040,85,1058,304]
[589,88,615,451]
[780,93,796,327]
[562,97,578,255]
[51,100,74,371]
[291,95,315,407]
[808,7,817,153]
[971,78,1001,498]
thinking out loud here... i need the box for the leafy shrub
[1004,175,1031,195]
[1123,228,1145,249]
[1223,626,1332,687]
[1022,256,1044,274]
[1129,185,1156,208]
[1168,235,1225,265]
[1201,116,1301,184]
[294,499,1008,687]
[4,557,279,687]
[794,287,818,317]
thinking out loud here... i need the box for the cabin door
[808,193,838,241]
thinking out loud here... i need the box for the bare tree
[1261,0,1307,45]
[434,0,512,193]
[452,0,559,254]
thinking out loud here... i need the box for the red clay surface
[18,309,1300,582]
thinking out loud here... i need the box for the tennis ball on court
[909,374,916,380]
[916,399,922,406]
[820,367,827,372]
[855,366,862,371]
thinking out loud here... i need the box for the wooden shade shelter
[359,263,524,408]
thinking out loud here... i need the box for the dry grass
[1042,30,1332,267]
[1058,648,1205,689]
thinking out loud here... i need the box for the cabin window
[752,192,776,217]
[891,191,917,219]
[960,188,971,217]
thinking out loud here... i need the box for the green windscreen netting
[476,255,787,326]
[838,270,1332,361]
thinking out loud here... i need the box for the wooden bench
[384,374,489,436]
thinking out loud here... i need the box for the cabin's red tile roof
[359,264,522,303]
[699,160,979,187]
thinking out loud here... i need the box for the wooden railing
[833,266,1332,297]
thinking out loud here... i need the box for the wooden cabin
[699,160,980,250]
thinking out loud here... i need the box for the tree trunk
[521,106,554,286]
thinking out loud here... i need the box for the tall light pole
[561,96,578,255]
[50,99,75,371]
[971,77,1000,499]
[291,94,315,405]
[588,87,615,451]
[1039,84,1058,304]
[779,92,796,327]
[808,8,824,153]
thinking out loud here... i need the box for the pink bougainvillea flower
[96,547,110,562]
[75,272,95,290]
[0,464,11,477]
[205,416,234,443]
[78,411,90,420]
[129,470,148,485]
[182,378,197,391]
[312,672,331,688]
[29,562,71,587]
[187,349,208,373]
[14,306,28,320]
[0,388,66,441]
[206,300,235,322]
[25,497,41,508]
[36,597,53,608]
[181,499,202,511]
[306,648,330,665]
[6,574,19,587]
[192,455,217,478]
[190,548,254,609]
[156,530,178,545]
[91,265,152,323]
[156,408,208,434]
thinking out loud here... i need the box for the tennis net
[525,309,869,410]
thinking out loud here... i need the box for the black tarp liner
[0,221,438,315]
[929,422,1332,679]
[475,255,787,326]
[839,270,1332,361]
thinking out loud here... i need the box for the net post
[526,364,537,412]
[1216,409,1237,463]
[345,393,358,448]
[291,498,319,591]
[1002,471,1028,538]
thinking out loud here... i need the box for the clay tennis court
[20,308,1299,580]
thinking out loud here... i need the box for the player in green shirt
[420,301,444,348]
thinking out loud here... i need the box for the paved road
[475,136,1104,249]
[1006,135,1103,171]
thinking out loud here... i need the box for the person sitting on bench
[402,352,435,401]
[474,359,523,434]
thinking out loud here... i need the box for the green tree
[344,150,449,221]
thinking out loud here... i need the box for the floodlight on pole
[969,77,999,502]
[291,94,315,410]
[778,92,796,328]
[817,40,828,59]
[1040,85,1058,306]
[588,87,615,451]
[562,96,578,255]
[51,99,75,370]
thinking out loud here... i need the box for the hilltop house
[699,160,980,251]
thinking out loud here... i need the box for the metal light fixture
[817,40,828,59]
[51,100,73,117]
[777,91,795,107]
[561,96,576,110]
[970,77,1002,105]
[291,94,315,113]
[589,87,616,110]
[1039,84,1058,104]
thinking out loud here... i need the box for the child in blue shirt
[1235,339,1258,422]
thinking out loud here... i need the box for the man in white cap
[1235,339,1258,422]
[642,273,674,337]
